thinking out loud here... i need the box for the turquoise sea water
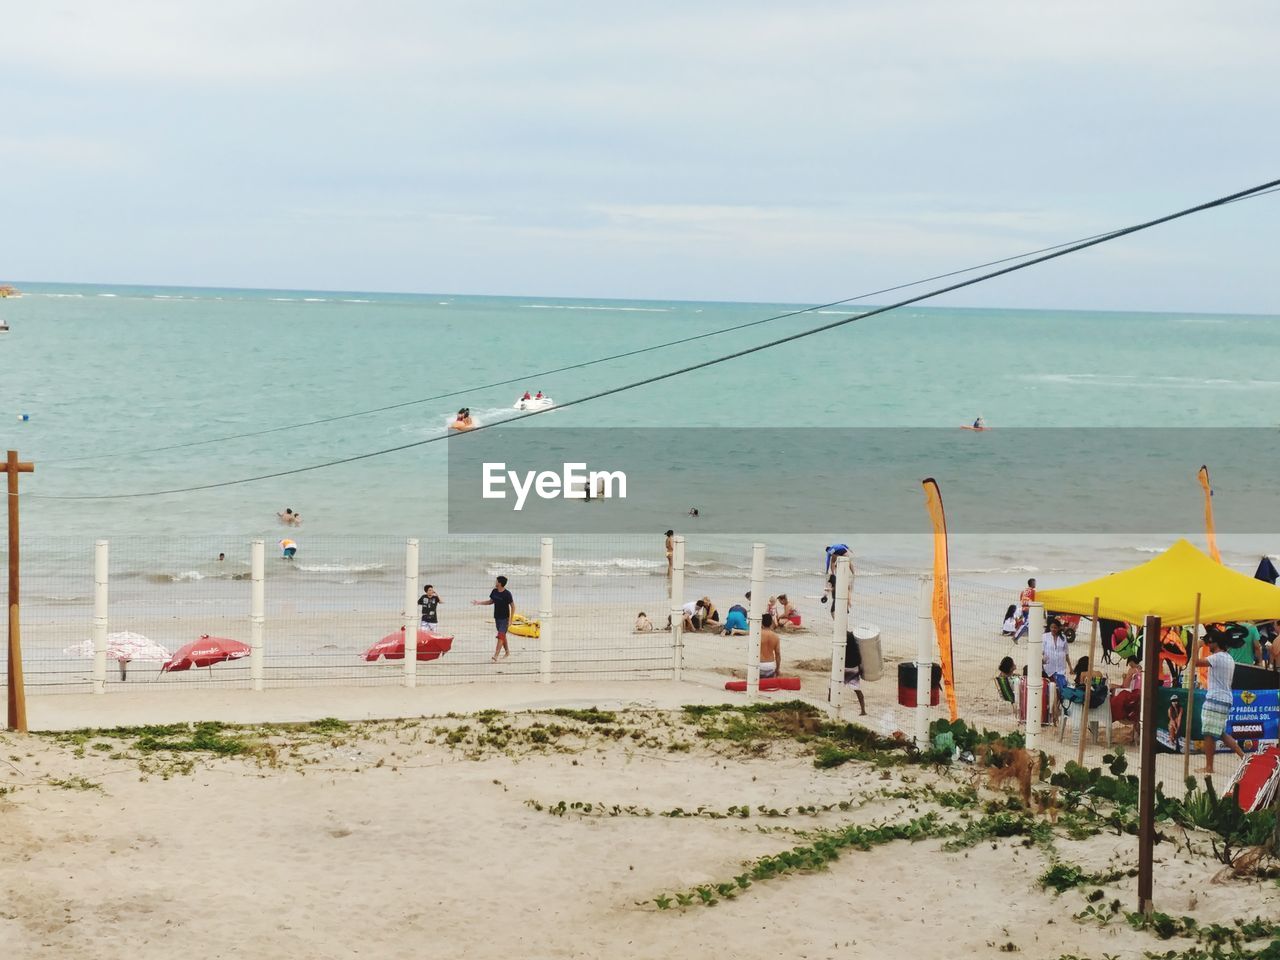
[3,282,1280,589]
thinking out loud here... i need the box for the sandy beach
[3,690,1277,960]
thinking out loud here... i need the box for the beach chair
[994,676,1018,716]
[1058,686,1112,747]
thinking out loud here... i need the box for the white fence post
[539,537,553,683]
[250,539,265,691]
[746,543,765,696]
[670,536,685,681]
[1025,602,1045,752]
[403,538,419,688]
[829,556,851,713]
[92,540,108,693]
[915,574,933,749]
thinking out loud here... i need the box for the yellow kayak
[509,614,540,638]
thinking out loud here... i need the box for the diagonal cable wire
[46,226,1125,464]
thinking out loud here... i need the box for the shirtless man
[759,614,782,679]
[277,508,301,526]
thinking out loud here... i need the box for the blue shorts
[495,618,509,636]
[283,547,296,559]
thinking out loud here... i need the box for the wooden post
[1137,613,1162,915]
[1075,597,1102,765]
[1182,593,1202,782]
[5,450,34,733]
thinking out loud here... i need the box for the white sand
[2,702,1275,960]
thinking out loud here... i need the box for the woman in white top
[1193,633,1245,774]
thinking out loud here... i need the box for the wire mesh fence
[1,535,1269,794]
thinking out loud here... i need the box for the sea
[2,281,1279,607]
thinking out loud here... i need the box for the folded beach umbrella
[162,635,252,673]
[65,631,173,680]
[362,627,453,663]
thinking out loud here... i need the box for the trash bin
[897,662,941,707]
[852,624,883,682]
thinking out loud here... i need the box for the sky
[1,0,1278,312]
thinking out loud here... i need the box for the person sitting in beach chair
[995,656,1018,711]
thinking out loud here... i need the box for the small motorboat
[513,396,554,411]
[0,321,9,333]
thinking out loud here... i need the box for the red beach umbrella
[363,627,453,663]
[162,635,252,673]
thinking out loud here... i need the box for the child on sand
[634,612,654,632]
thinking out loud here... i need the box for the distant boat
[0,320,8,333]
[0,285,18,299]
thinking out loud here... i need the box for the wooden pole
[1137,613,1162,915]
[1183,593,1202,782]
[6,450,35,733]
[1075,597,1101,766]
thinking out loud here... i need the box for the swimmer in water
[450,408,474,431]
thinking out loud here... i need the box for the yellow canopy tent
[1037,538,1280,626]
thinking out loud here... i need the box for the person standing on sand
[665,529,674,577]
[759,614,782,679]
[474,575,515,662]
[1193,632,1245,774]
[1019,578,1036,621]
[418,584,441,631]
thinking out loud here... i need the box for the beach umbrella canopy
[363,627,453,663]
[64,631,171,664]
[162,635,251,673]
[1037,539,1280,626]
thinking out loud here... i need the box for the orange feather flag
[1197,465,1221,564]
[922,478,958,721]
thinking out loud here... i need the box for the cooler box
[1018,678,1052,724]
[852,624,883,681]
[897,662,941,707]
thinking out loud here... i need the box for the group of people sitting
[673,593,801,634]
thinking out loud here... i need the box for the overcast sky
[2,1,1277,311]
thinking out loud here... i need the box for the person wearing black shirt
[473,575,515,662]
[418,585,441,631]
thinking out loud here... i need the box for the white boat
[0,321,9,333]
[513,396,554,411]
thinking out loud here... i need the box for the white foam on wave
[1024,373,1280,390]
[520,304,669,313]
[295,562,386,574]
[97,293,117,297]
[302,298,327,302]
[269,297,297,302]
[341,299,372,303]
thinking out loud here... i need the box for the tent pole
[1182,593,1202,782]
[1075,597,1101,767]
[1137,612,1162,915]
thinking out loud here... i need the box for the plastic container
[852,624,883,682]
[897,662,941,707]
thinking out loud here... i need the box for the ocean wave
[145,570,205,583]
[520,304,669,313]
[1023,373,1280,390]
[97,293,117,298]
[295,562,387,574]
[341,299,372,303]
